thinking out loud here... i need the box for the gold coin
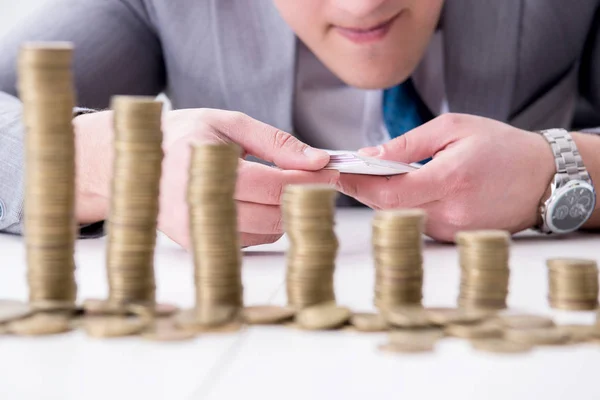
[83,299,128,315]
[127,302,180,319]
[179,321,244,334]
[0,300,33,323]
[378,341,434,354]
[556,324,600,343]
[504,327,569,345]
[30,300,76,313]
[8,313,72,336]
[242,306,296,325]
[381,306,430,328]
[445,321,503,339]
[175,306,238,329]
[296,303,351,330]
[141,319,197,342]
[389,327,445,344]
[498,314,555,329]
[350,313,388,332]
[426,307,492,325]
[471,338,532,354]
[83,316,148,338]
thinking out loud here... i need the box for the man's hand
[336,113,556,242]
[74,108,339,249]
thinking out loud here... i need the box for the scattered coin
[498,314,555,330]
[556,324,600,344]
[426,307,491,325]
[350,313,388,332]
[381,306,431,328]
[372,209,427,309]
[30,300,77,313]
[283,185,338,308]
[296,303,351,330]
[471,338,533,354]
[0,300,32,323]
[127,302,180,319]
[8,313,72,336]
[456,230,511,310]
[175,306,238,329]
[504,327,570,345]
[83,299,128,316]
[445,321,503,339]
[242,306,296,325]
[83,316,148,338]
[141,319,196,342]
[378,341,434,354]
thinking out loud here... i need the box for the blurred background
[1,0,599,128]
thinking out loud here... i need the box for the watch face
[548,181,596,233]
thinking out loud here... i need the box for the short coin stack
[283,184,338,309]
[547,258,599,310]
[372,209,426,309]
[456,230,511,310]
[187,144,243,309]
[106,97,164,306]
[18,42,77,310]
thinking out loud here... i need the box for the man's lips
[333,13,401,44]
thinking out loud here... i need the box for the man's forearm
[572,131,600,229]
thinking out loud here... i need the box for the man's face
[273,0,444,89]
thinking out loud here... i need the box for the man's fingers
[336,169,445,209]
[237,201,284,235]
[236,161,340,205]
[240,233,283,247]
[204,109,330,170]
[357,113,475,163]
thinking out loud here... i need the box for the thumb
[357,114,465,163]
[208,110,329,171]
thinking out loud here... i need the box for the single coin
[0,300,33,323]
[426,307,492,325]
[175,306,238,329]
[30,300,76,313]
[0,324,9,335]
[378,341,434,354]
[504,327,569,345]
[83,316,148,338]
[8,313,72,336]
[127,303,180,319]
[242,306,296,325]
[141,319,196,342]
[471,338,532,354]
[499,314,555,330]
[445,321,502,339]
[381,306,430,328]
[350,313,389,332]
[296,303,351,330]
[389,327,445,344]
[556,324,600,343]
[83,299,128,315]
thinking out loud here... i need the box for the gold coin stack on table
[106,96,164,306]
[456,230,511,310]
[17,42,78,310]
[372,209,426,309]
[546,258,599,310]
[186,143,243,319]
[283,184,339,309]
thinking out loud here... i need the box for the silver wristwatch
[536,129,596,234]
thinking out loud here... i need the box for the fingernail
[303,147,328,161]
[358,146,382,157]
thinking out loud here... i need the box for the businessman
[1,0,600,248]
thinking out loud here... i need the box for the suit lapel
[211,0,296,132]
[442,0,523,120]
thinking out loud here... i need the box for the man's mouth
[333,12,402,44]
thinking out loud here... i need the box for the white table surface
[1,208,599,400]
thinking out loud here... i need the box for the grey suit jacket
[1,0,600,234]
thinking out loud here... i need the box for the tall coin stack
[106,97,163,306]
[188,144,243,308]
[283,184,339,309]
[372,209,426,309]
[456,230,511,310]
[547,258,599,310]
[18,43,77,309]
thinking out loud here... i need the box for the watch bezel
[544,180,596,233]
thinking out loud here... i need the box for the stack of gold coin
[17,42,78,309]
[456,230,511,310]
[546,258,598,310]
[188,144,243,308]
[372,209,426,309]
[283,184,338,308]
[106,97,163,305]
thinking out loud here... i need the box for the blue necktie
[383,79,432,164]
